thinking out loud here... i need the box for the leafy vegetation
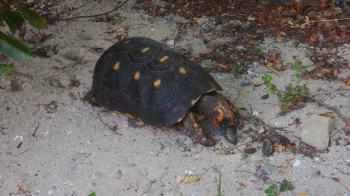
[262,61,309,110]
[217,170,222,196]
[265,180,294,196]
[88,192,96,196]
[0,2,46,77]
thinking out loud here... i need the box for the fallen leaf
[190,150,199,156]
[319,113,337,119]
[239,90,247,95]
[220,149,226,155]
[332,177,339,182]
[218,63,229,70]
[345,79,350,86]
[286,143,295,150]
[177,174,204,184]
[345,121,350,126]
[199,50,212,55]
[116,170,122,179]
[239,182,247,187]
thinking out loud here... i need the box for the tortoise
[86,37,244,147]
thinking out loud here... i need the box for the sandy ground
[1,0,350,196]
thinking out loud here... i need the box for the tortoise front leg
[183,111,215,147]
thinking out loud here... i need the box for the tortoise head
[210,99,244,145]
[211,100,244,129]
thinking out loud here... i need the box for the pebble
[301,115,335,150]
[293,159,301,167]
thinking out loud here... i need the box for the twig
[32,125,39,137]
[97,114,122,135]
[326,176,350,192]
[301,93,350,123]
[59,0,129,21]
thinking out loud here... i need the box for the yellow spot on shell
[159,55,169,62]
[178,118,182,122]
[113,61,120,70]
[134,71,140,80]
[141,47,150,53]
[191,96,201,106]
[125,113,133,118]
[179,67,186,74]
[92,97,96,102]
[153,78,161,87]
[124,40,131,44]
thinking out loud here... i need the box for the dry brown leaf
[345,79,350,86]
[177,174,204,184]
[345,120,350,126]
[218,64,229,70]
[116,170,122,179]
[283,163,293,168]
[220,149,226,155]
[254,162,262,166]
[239,90,247,95]
[193,17,201,23]
[286,143,295,150]
[319,113,338,119]
[190,150,199,156]
[239,182,247,187]
[199,50,213,55]
[80,160,92,164]
[298,193,311,196]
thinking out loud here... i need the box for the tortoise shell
[88,37,223,128]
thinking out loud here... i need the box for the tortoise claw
[220,127,238,145]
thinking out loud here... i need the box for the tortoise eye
[221,118,232,127]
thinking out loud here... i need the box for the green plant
[0,2,46,77]
[265,180,294,196]
[262,61,309,110]
[217,170,222,196]
[88,192,96,196]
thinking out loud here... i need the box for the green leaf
[265,184,276,194]
[265,82,272,88]
[217,170,222,196]
[291,61,302,70]
[0,10,24,34]
[0,31,33,60]
[262,73,272,82]
[271,84,277,92]
[88,192,96,196]
[0,63,13,78]
[18,6,46,29]
[253,47,262,56]
[280,180,294,192]
[296,73,301,80]
[1,3,11,12]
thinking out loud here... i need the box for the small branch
[301,93,350,123]
[59,0,129,21]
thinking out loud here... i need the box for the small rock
[166,39,175,46]
[293,159,301,167]
[243,146,256,155]
[262,139,274,156]
[261,94,269,99]
[46,50,55,57]
[265,134,290,146]
[311,169,321,177]
[261,163,277,175]
[301,115,335,150]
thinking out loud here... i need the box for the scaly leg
[183,111,215,147]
